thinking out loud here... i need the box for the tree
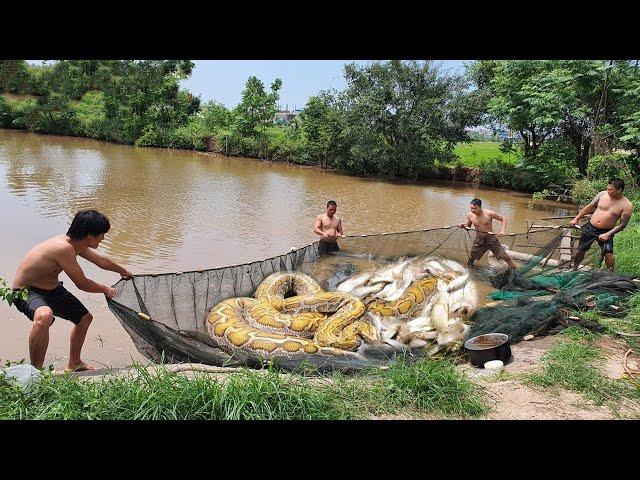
[0,60,32,93]
[233,76,282,136]
[473,60,639,175]
[298,91,346,168]
[334,60,484,178]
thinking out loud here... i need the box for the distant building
[466,125,522,142]
[274,105,303,125]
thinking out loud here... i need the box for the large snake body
[206,271,441,369]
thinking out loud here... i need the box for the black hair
[327,200,337,207]
[66,210,111,240]
[608,178,625,191]
[470,198,482,207]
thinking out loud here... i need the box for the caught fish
[337,271,374,293]
[350,282,385,298]
[436,320,469,346]
[447,272,469,293]
[430,292,449,333]
[448,279,478,319]
[369,259,410,284]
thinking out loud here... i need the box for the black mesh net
[106,224,640,371]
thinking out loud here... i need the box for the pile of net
[107,224,640,371]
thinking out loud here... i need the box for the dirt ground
[466,335,640,420]
[60,335,640,420]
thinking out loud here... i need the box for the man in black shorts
[570,178,634,271]
[12,210,132,371]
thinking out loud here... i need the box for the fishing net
[106,223,640,369]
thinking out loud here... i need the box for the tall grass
[0,358,488,420]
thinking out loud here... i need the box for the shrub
[479,157,518,189]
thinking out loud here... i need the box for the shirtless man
[12,209,132,371]
[313,200,343,255]
[460,198,517,269]
[570,178,634,271]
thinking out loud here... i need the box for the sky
[181,60,468,110]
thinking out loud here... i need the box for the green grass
[0,92,38,104]
[613,193,640,274]
[0,358,489,420]
[453,141,517,167]
[525,327,640,408]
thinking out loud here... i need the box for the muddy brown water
[0,129,575,369]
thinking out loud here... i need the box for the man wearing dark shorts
[14,282,89,326]
[314,200,343,255]
[570,178,634,271]
[460,198,517,269]
[11,210,132,371]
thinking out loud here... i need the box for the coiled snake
[206,271,438,365]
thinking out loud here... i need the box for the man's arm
[57,247,116,297]
[336,218,343,237]
[314,216,325,238]
[459,213,472,228]
[570,192,602,226]
[601,203,634,240]
[491,211,508,235]
[78,248,133,278]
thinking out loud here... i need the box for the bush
[570,178,608,206]
[8,98,39,130]
[72,91,107,139]
[518,139,580,192]
[587,153,640,189]
[479,157,519,189]
[0,96,12,128]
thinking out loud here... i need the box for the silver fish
[337,271,374,293]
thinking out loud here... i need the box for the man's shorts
[577,222,614,255]
[318,240,340,255]
[469,235,509,261]
[13,281,89,325]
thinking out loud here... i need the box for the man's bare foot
[65,361,96,373]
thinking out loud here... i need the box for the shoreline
[0,127,574,203]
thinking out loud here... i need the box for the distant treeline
[1,60,640,198]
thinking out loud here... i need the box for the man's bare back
[13,236,76,291]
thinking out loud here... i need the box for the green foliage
[233,76,282,137]
[72,90,107,138]
[587,153,640,189]
[518,138,580,191]
[0,278,27,307]
[0,95,12,128]
[570,177,608,206]
[478,157,519,189]
[613,192,640,275]
[0,61,32,93]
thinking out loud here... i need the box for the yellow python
[367,277,438,319]
[206,271,437,366]
[207,273,377,363]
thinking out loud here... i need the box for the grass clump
[0,358,490,420]
[373,358,489,418]
[526,327,640,408]
[0,363,358,420]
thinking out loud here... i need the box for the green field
[454,141,518,167]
